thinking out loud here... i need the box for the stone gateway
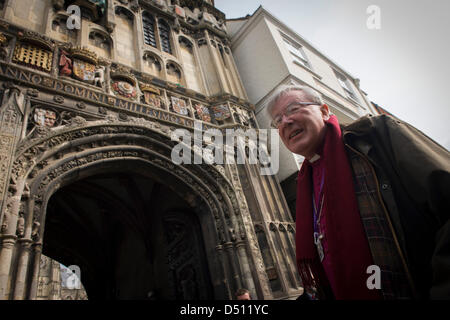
[0,0,300,300]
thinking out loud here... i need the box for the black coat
[342,114,450,299]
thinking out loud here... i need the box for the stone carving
[3,82,25,116]
[153,0,167,9]
[130,0,139,12]
[173,18,181,33]
[27,89,39,98]
[93,66,105,88]
[140,84,164,109]
[170,96,188,115]
[62,115,87,128]
[76,102,86,109]
[73,59,96,83]
[53,95,64,104]
[16,212,25,237]
[211,104,230,121]
[197,38,206,46]
[52,0,64,11]
[0,32,10,60]
[193,103,211,122]
[118,112,128,121]
[31,221,40,241]
[59,50,73,77]
[98,106,107,115]
[112,80,137,99]
[57,47,100,84]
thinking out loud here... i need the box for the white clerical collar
[309,154,321,163]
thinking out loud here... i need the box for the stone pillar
[11,195,35,299]
[0,235,15,299]
[134,8,145,72]
[28,244,42,300]
[223,46,248,100]
[204,30,228,94]
[12,239,33,299]
[235,239,257,298]
[0,84,24,222]
[215,244,231,299]
[0,83,26,300]
[223,241,242,293]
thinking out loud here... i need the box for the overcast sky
[215,0,450,150]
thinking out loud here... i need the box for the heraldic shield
[194,103,211,122]
[143,91,161,108]
[112,81,137,99]
[211,105,231,121]
[33,108,57,127]
[73,59,96,83]
[171,96,188,115]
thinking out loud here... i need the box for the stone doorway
[42,171,213,300]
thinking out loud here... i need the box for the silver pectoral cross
[314,232,324,262]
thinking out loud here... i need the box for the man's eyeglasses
[271,102,321,129]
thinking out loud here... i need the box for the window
[158,19,172,54]
[142,12,157,48]
[334,71,359,102]
[283,37,310,68]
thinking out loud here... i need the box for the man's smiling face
[271,90,329,159]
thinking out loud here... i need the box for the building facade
[0,0,301,300]
[227,7,378,216]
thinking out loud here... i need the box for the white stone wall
[3,0,49,33]
[230,15,288,108]
[114,10,137,68]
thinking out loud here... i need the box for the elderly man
[267,85,449,300]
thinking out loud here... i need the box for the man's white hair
[265,84,323,117]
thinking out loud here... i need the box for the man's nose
[280,114,294,125]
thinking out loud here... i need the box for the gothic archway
[44,164,214,299]
[0,116,267,299]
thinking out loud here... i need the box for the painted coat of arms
[73,59,96,82]
[211,105,231,121]
[143,92,161,108]
[171,96,188,115]
[194,103,211,122]
[33,108,57,127]
[112,81,137,99]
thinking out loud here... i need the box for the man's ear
[321,104,330,120]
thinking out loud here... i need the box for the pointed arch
[2,117,261,300]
